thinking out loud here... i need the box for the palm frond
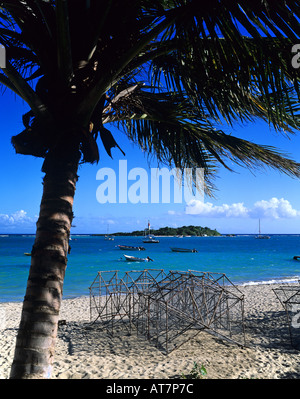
[1,60,48,118]
[55,0,73,89]
[150,37,299,130]
[102,87,300,194]
[0,0,55,73]
[0,70,20,95]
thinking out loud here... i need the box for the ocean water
[1,234,300,302]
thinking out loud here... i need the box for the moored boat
[117,245,145,251]
[104,224,114,240]
[105,235,114,241]
[142,220,159,243]
[143,236,160,243]
[170,247,198,253]
[255,219,270,239]
[124,254,153,262]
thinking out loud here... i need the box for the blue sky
[1,90,300,234]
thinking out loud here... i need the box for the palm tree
[0,0,299,378]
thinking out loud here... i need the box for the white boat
[170,247,198,253]
[142,220,159,243]
[124,254,153,262]
[255,219,270,239]
[105,224,114,240]
[143,236,160,243]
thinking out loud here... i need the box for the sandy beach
[1,283,300,379]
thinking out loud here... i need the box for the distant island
[92,225,221,237]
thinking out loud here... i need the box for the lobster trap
[89,269,245,354]
[273,285,300,349]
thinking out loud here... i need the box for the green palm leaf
[104,87,300,195]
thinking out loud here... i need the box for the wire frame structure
[273,285,300,348]
[89,269,245,354]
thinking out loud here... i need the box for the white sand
[1,283,300,379]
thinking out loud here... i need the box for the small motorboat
[170,247,198,253]
[117,245,145,251]
[293,255,300,260]
[124,254,153,262]
[24,252,32,256]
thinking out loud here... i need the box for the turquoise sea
[1,234,300,302]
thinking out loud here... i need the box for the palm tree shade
[0,0,299,378]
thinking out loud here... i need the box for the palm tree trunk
[10,146,81,379]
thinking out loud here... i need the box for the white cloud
[0,210,36,227]
[11,210,28,221]
[167,210,183,216]
[185,198,300,219]
[168,210,176,215]
[250,198,300,219]
[186,200,248,218]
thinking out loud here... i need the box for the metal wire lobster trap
[89,269,245,354]
[273,285,300,348]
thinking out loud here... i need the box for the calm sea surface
[1,234,300,302]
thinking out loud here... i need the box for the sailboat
[104,224,114,241]
[255,219,270,239]
[143,220,159,243]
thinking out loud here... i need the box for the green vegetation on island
[94,225,221,237]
